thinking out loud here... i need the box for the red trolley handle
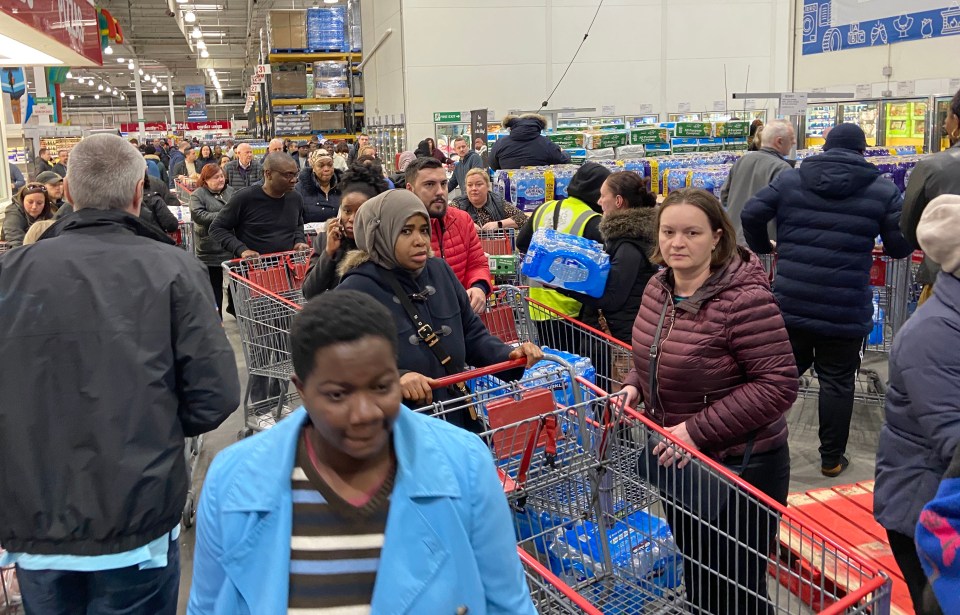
[516,550,604,615]
[429,358,527,389]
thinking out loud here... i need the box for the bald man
[223,143,264,188]
[261,138,284,165]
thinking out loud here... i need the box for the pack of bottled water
[522,229,610,298]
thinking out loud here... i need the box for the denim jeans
[16,536,180,615]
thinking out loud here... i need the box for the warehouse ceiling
[55,0,348,108]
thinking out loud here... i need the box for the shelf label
[677,102,692,113]
[855,83,873,98]
[779,92,809,117]
[256,64,271,76]
[712,100,726,112]
[638,103,653,115]
[601,104,616,116]
[896,80,916,96]
[433,111,462,123]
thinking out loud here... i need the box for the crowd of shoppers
[4,95,960,615]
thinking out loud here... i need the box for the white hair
[66,134,145,211]
[269,138,284,149]
[761,119,794,147]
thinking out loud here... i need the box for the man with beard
[405,157,491,314]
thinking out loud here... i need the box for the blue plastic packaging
[306,7,346,51]
[868,290,885,346]
[522,229,610,298]
[511,170,548,212]
[523,347,596,407]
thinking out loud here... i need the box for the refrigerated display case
[880,99,927,150]
[703,110,767,124]
[626,114,659,126]
[805,103,838,148]
[932,96,955,153]
[839,101,879,146]
[434,121,470,160]
[668,112,702,122]
[556,116,626,131]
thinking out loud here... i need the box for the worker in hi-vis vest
[516,162,610,347]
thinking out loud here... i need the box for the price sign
[677,102,692,113]
[638,103,654,115]
[855,83,873,98]
[779,92,808,117]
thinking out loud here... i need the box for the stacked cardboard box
[271,63,308,98]
[269,10,307,51]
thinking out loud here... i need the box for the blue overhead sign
[802,0,960,55]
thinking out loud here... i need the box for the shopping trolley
[168,220,194,252]
[223,250,311,437]
[479,285,632,393]
[423,360,893,614]
[175,179,195,207]
[479,228,523,286]
[0,560,19,613]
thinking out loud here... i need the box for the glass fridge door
[805,104,838,148]
[932,97,953,152]
[626,114,659,127]
[881,99,927,151]
[434,122,470,161]
[668,112,702,122]
[839,101,879,146]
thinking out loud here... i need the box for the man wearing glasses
[210,152,308,260]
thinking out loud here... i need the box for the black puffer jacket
[559,207,658,343]
[336,254,523,409]
[139,191,180,233]
[489,115,571,170]
[189,184,237,267]
[302,231,357,299]
[0,209,240,555]
[295,165,341,223]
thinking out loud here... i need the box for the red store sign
[120,120,231,133]
[0,0,103,65]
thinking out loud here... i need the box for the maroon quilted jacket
[623,248,798,459]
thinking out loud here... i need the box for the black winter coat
[901,143,960,284]
[189,184,237,267]
[337,255,523,407]
[295,165,341,223]
[742,149,913,338]
[558,207,658,344]
[489,118,571,170]
[139,191,180,233]
[302,231,356,299]
[0,209,240,555]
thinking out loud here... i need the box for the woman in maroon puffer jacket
[622,188,798,615]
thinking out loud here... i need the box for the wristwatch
[497,220,503,229]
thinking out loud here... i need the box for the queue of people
[3,104,960,615]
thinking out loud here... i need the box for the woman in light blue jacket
[188,290,535,615]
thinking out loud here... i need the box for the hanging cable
[538,0,605,112]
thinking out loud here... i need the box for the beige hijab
[353,189,430,271]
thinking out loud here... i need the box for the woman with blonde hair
[451,168,526,232]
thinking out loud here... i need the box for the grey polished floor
[175,321,889,613]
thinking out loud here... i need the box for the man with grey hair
[0,133,240,614]
[262,138,284,165]
[223,142,263,188]
[720,118,796,244]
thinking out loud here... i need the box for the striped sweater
[288,430,395,613]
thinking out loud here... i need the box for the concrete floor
[175,319,890,613]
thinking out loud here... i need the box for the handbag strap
[380,269,462,378]
[647,301,671,418]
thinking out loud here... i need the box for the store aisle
[173,322,887,613]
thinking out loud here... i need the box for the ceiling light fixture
[200,49,209,58]
[138,68,144,76]
[66,71,72,78]
[103,46,113,55]
[97,84,103,91]
[176,0,187,3]
[191,27,203,39]
[161,85,168,91]
[152,87,158,93]
[128,61,134,70]
[69,95,75,100]
[112,89,118,95]
[184,11,197,23]
[60,91,65,98]
[196,40,206,49]
[94,94,99,99]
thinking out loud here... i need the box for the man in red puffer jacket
[406,157,492,314]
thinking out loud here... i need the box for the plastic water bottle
[868,291,885,345]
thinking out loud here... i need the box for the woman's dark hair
[291,290,397,380]
[605,172,657,209]
[143,145,157,155]
[340,163,388,199]
[336,142,350,154]
[17,183,53,217]
[200,144,213,159]
[650,188,737,269]
[951,88,960,122]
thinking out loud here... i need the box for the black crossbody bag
[637,301,755,521]
[380,270,483,431]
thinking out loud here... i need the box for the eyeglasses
[269,170,299,179]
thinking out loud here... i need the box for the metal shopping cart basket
[479,228,523,286]
[168,221,194,252]
[479,285,633,394]
[422,359,893,614]
[223,250,311,437]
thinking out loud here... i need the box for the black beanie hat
[824,123,867,153]
[566,162,611,211]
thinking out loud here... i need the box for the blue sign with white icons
[802,1,960,55]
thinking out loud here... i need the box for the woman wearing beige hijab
[335,190,542,430]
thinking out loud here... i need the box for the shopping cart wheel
[866,373,886,395]
[182,492,196,528]
[237,427,254,440]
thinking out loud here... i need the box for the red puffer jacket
[623,248,798,459]
[430,207,492,293]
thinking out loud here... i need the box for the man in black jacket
[0,134,240,614]
[489,114,571,170]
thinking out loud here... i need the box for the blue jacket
[168,150,185,187]
[741,149,913,338]
[875,273,960,538]
[187,406,535,615]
